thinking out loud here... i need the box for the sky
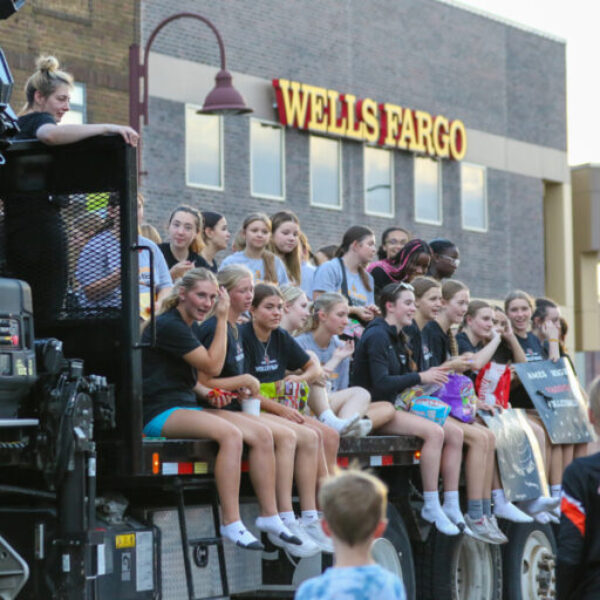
[453,0,600,166]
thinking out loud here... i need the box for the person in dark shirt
[158,205,207,280]
[557,376,600,600]
[6,55,137,325]
[505,290,567,522]
[198,211,230,273]
[195,265,329,556]
[428,280,507,543]
[241,283,340,476]
[352,282,465,537]
[427,238,460,281]
[142,267,305,551]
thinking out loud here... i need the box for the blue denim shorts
[143,406,203,437]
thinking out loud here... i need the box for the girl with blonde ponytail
[295,292,396,435]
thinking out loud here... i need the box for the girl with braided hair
[367,238,432,293]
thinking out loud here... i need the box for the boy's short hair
[588,376,600,423]
[319,468,388,546]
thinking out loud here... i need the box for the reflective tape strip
[162,463,178,475]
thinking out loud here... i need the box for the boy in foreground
[295,468,406,599]
[557,376,600,599]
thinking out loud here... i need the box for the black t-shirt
[456,331,483,382]
[557,453,600,600]
[370,266,395,293]
[14,111,56,140]
[158,243,204,270]
[195,255,218,274]
[141,308,202,424]
[511,332,548,409]
[194,316,244,410]
[240,323,310,383]
[403,320,431,371]
[422,320,452,367]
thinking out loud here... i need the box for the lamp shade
[198,69,252,115]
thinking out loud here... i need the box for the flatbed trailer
[0,136,557,600]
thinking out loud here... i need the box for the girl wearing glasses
[352,282,465,536]
[427,239,460,281]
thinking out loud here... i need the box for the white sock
[220,520,260,547]
[551,485,562,499]
[279,511,296,525]
[518,496,560,516]
[255,514,298,543]
[422,491,460,536]
[442,491,465,526]
[492,489,533,523]
[534,511,552,524]
[301,510,319,524]
[318,409,360,434]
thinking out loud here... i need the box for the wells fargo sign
[272,78,467,161]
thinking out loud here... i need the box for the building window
[461,163,488,232]
[310,136,341,209]
[250,119,284,200]
[61,82,86,124]
[185,105,223,190]
[414,156,442,225]
[364,146,393,217]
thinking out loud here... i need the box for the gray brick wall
[140,0,559,299]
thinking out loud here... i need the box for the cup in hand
[241,398,261,416]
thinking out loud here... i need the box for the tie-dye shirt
[295,564,405,600]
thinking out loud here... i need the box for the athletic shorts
[143,406,203,437]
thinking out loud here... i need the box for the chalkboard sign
[513,358,594,444]
[480,408,548,502]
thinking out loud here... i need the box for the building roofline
[434,0,566,44]
[571,163,600,171]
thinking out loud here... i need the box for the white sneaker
[464,515,498,544]
[301,520,334,553]
[519,496,560,516]
[534,511,552,524]
[485,516,508,544]
[421,507,460,536]
[494,501,534,523]
[269,520,320,558]
[343,418,373,438]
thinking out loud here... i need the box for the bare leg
[203,410,279,517]
[366,401,396,429]
[305,418,339,475]
[574,443,589,458]
[440,419,463,491]
[451,420,489,500]
[329,387,370,418]
[307,384,330,416]
[162,409,243,525]
[376,411,444,491]
[261,414,320,511]
[562,444,574,471]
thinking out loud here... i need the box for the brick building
[0,0,138,128]
[138,0,572,320]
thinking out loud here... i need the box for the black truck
[0,136,556,599]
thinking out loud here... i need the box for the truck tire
[415,529,502,600]
[501,521,556,600]
[372,504,416,599]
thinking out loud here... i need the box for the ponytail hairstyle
[201,210,224,244]
[462,299,491,331]
[440,279,469,357]
[216,263,253,293]
[268,210,302,284]
[411,276,441,300]
[377,283,417,371]
[336,225,374,292]
[532,297,558,328]
[251,282,283,309]
[377,227,411,259]
[167,205,204,254]
[21,55,74,115]
[390,238,432,278]
[504,290,534,314]
[158,267,218,315]
[302,292,347,333]
[242,212,278,284]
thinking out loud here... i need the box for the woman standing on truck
[351,282,465,537]
[6,55,138,324]
[141,268,302,551]
[240,284,341,476]
[195,265,328,556]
